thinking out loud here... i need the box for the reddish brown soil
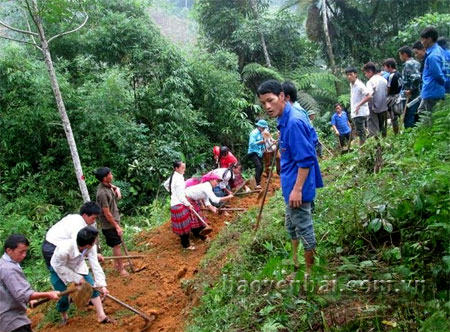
[34,177,280,332]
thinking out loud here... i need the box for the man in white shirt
[50,226,111,324]
[346,67,370,146]
[42,202,102,268]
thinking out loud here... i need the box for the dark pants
[42,240,56,268]
[180,227,206,248]
[11,325,32,332]
[404,99,419,129]
[338,133,351,148]
[353,116,367,144]
[378,111,388,137]
[248,152,263,185]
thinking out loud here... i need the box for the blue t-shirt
[330,112,351,135]
[277,102,323,203]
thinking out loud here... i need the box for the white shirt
[350,79,370,118]
[46,214,87,246]
[164,172,191,207]
[50,239,106,288]
[185,182,221,206]
[209,168,231,189]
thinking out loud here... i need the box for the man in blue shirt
[257,80,323,273]
[247,119,267,189]
[418,27,446,117]
[331,103,352,151]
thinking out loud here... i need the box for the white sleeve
[50,246,84,285]
[204,184,221,205]
[86,246,106,288]
[173,178,191,206]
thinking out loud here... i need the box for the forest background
[0,0,449,330]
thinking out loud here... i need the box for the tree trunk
[31,0,90,202]
[321,0,340,95]
[250,0,271,67]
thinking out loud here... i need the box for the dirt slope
[34,177,280,332]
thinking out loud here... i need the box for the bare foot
[118,269,129,277]
[185,245,196,251]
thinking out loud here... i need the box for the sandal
[185,245,196,251]
[99,316,113,324]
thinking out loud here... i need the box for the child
[1,234,59,332]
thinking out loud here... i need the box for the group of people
[3,25,447,332]
[1,167,130,331]
[340,27,449,147]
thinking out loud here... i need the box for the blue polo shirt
[421,43,446,100]
[277,102,323,203]
[331,112,351,135]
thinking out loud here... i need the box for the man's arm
[289,167,310,208]
[102,207,123,237]
[428,55,445,84]
[331,124,339,135]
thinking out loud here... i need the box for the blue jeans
[49,267,100,312]
[285,203,316,251]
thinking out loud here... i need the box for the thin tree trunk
[31,0,90,202]
[321,0,340,95]
[250,0,271,67]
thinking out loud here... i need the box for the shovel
[104,293,156,332]
[30,282,92,309]
[190,209,213,236]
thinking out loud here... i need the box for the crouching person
[50,226,111,325]
[1,234,59,332]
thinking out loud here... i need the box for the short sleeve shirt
[96,183,120,229]
[387,71,402,95]
[366,75,388,113]
[350,79,370,118]
[331,112,351,135]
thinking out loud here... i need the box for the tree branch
[0,19,39,36]
[0,34,42,50]
[47,12,88,43]
[20,5,41,49]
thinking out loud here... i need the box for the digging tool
[255,145,278,231]
[190,209,213,236]
[30,282,92,309]
[104,293,156,332]
[121,239,136,273]
[232,179,250,195]
[202,207,246,212]
[89,255,145,260]
[235,190,261,196]
[318,139,333,157]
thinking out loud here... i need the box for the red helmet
[213,146,220,156]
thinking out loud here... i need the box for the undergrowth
[187,100,450,332]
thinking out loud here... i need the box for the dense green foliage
[187,100,450,331]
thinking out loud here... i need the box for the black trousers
[180,227,206,248]
[248,152,263,185]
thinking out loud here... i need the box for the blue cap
[255,119,268,128]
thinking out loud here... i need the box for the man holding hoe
[257,80,323,273]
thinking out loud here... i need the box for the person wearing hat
[184,174,233,250]
[247,119,268,189]
[94,167,128,277]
